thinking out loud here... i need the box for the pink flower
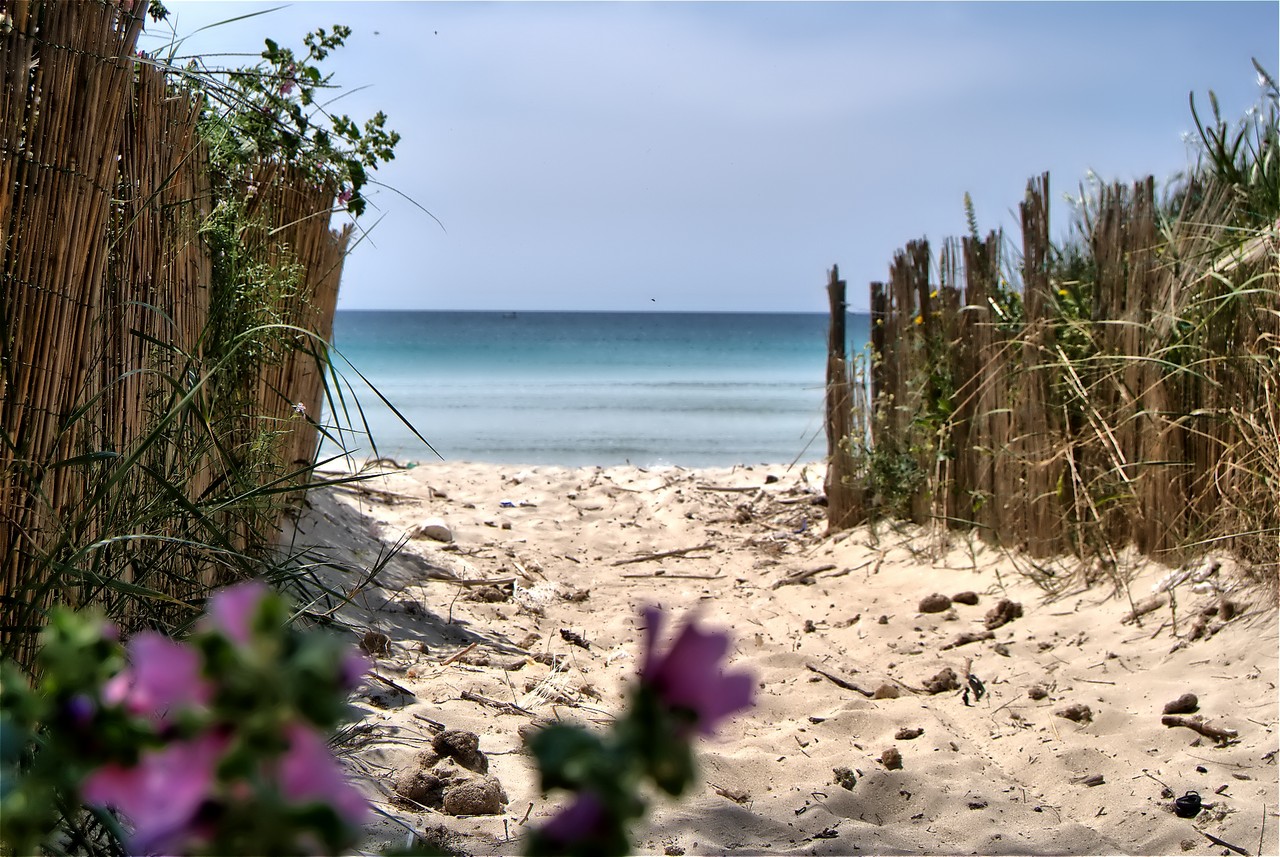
[201,581,270,645]
[102,632,211,719]
[337,187,353,206]
[539,791,611,847]
[82,731,227,854]
[640,606,754,736]
[275,722,370,827]
[339,650,370,691]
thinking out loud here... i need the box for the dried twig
[772,564,838,589]
[612,543,716,566]
[1161,714,1239,745]
[460,689,534,716]
[1200,831,1250,856]
[806,664,874,697]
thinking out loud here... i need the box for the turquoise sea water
[324,311,870,467]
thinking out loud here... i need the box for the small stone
[412,517,454,543]
[919,593,952,613]
[985,599,1023,630]
[833,766,857,790]
[442,775,507,816]
[1218,599,1238,621]
[895,727,924,740]
[1027,685,1048,700]
[1162,693,1199,715]
[1056,703,1093,724]
[952,591,980,606]
[872,683,900,699]
[878,615,890,625]
[880,747,903,770]
[665,847,686,856]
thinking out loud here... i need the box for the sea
[322,311,871,468]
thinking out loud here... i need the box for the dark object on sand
[918,593,951,613]
[1173,791,1202,818]
[952,591,979,605]
[923,667,960,694]
[984,599,1023,630]
[895,727,924,740]
[962,673,986,706]
[880,747,903,770]
[1162,693,1199,715]
[1056,703,1093,723]
[1027,684,1049,700]
[560,629,591,649]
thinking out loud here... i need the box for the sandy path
[285,462,1278,856]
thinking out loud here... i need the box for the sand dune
[287,461,1278,856]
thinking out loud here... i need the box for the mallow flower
[200,580,270,645]
[640,606,754,736]
[537,791,614,850]
[275,721,371,827]
[81,731,228,855]
[101,632,211,719]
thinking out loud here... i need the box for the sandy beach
[286,461,1278,856]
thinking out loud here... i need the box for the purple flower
[640,606,754,736]
[275,722,370,827]
[339,650,370,691]
[102,632,211,719]
[82,731,227,855]
[337,187,353,206]
[539,792,611,848]
[201,581,270,645]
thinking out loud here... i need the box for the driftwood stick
[772,564,838,589]
[612,543,716,566]
[806,664,874,697]
[438,576,518,588]
[460,689,534,716]
[1121,594,1165,625]
[1200,831,1250,856]
[619,572,724,580]
[440,642,478,665]
[940,630,995,650]
[1161,714,1239,745]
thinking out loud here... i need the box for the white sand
[287,461,1278,856]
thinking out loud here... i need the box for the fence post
[825,265,862,531]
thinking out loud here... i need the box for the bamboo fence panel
[836,167,1275,573]
[1,0,145,656]
[1,1,353,659]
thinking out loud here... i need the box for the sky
[150,2,1279,313]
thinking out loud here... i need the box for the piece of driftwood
[772,564,838,589]
[441,643,479,665]
[806,664,874,697]
[941,630,995,650]
[619,572,724,580]
[460,689,534,716]
[1161,714,1239,745]
[1121,594,1166,624]
[612,543,716,566]
[1201,831,1251,856]
[438,576,518,588]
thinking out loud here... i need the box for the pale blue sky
[153,2,1278,312]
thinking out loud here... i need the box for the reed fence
[1,0,352,663]
[827,171,1280,575]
